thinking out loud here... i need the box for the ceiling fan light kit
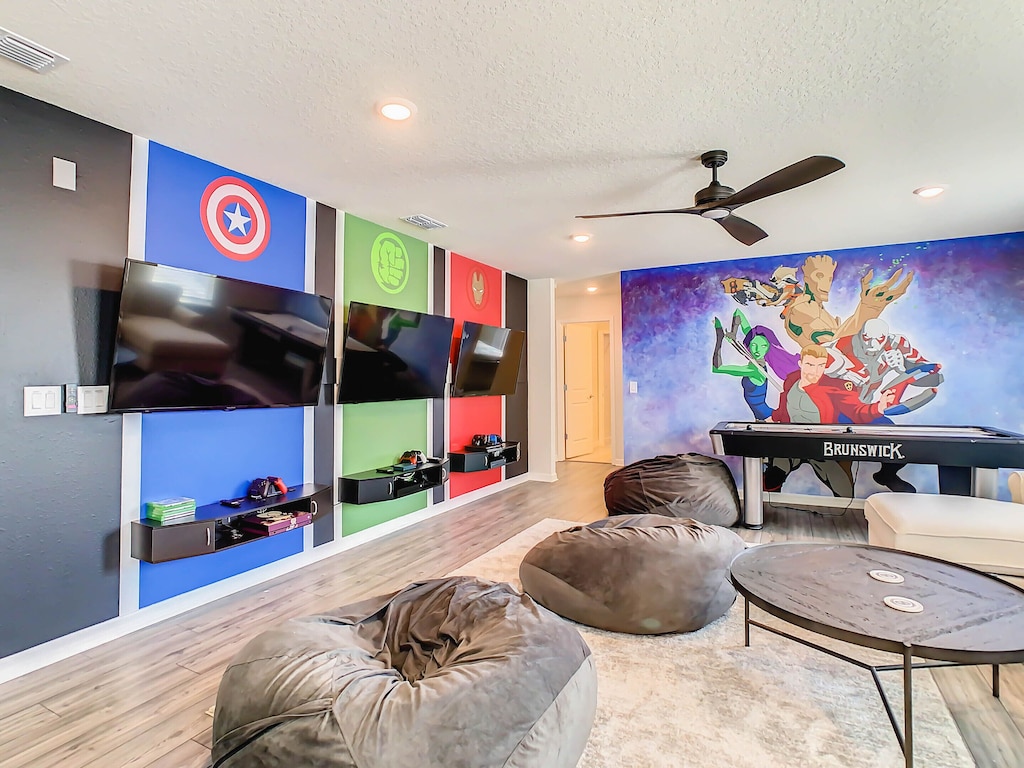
[701,208,730,220]
[576,148,845,245]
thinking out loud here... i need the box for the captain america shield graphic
[200,176,272,260]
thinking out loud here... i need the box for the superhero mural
[621,232,1024,498]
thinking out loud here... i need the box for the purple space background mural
[621,231,1024,497]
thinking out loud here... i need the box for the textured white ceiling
[3,1,1023,281]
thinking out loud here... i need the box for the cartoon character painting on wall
[711,309,797,421]
[713,253,944,496]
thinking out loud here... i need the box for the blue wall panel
[139,144,308,606]
[145,142,306,289]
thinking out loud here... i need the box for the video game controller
[399,450,427,466]
[247,475,289,500]
[471,433,502,447]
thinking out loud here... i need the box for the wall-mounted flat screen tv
[452,321,526,397]
[338,301,455,404]
[108,259,333,412]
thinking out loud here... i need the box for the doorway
[563,320,612,463]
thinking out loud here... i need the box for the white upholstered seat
[865,471,1024,576]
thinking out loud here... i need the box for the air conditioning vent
[401,214,448,230]
[0,28,69,72]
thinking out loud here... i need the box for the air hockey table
[709,422,1024,528]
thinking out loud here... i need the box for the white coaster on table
[869,569,905,584]
[883,595,924,613]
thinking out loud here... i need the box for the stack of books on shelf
[145,496,197,523]
[240,509,312,537]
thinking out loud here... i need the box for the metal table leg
[742,615,991,766]
[743,456,764,529]
[904,643,914,768]
[744,598,750,647]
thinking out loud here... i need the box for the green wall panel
[341,214,430,535]
[341,399,429,534]
[343,214,428,312]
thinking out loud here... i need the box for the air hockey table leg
[937,466,998,498]
[742,456,764,529]
[972,467,999,499]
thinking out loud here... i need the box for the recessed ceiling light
[913,185,945,198]
[378,98,416,121]
[586,286,598,293]
[572,234,591,243]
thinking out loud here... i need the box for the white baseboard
[740,489,865,511]
[0,472,538,685]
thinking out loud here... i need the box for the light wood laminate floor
[0,461,1020,766]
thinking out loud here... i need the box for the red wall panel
[449,253,503,497]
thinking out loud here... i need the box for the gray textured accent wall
[312,203,336,545]
[431,246,447,503]
[504,274,529,478]
[0,87,131,658]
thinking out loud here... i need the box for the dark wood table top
[730,542,1024,664]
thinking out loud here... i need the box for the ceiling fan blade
[722,156,845,209]
[576,206,702,219]
[718,214,768,246]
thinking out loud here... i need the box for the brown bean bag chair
[520,515,746,634]
[211,576,597,768]
[604,453,740,527]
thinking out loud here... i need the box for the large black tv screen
[108,260,333,412]
[452,321,525,397]
[338,302,455,404]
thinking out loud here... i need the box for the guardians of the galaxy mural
[621,232,1024,498]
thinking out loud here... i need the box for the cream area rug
[447,519,973,768]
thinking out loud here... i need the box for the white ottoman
[865,492,1024,576]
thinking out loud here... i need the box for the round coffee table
[730,542,1024,768]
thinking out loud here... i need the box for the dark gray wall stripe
[504,274,529,478]
[0,87,130,658]
[432,246,447,503]
[312,203,337,546]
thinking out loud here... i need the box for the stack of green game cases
[145,496,197,523]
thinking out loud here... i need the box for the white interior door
[564,323,596,458]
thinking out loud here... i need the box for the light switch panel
[24,386,63,416]
[628,380,638,394]
[77,385,109,414]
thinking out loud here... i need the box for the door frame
[558,319,613,462]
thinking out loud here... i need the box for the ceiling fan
[576,150,845,245]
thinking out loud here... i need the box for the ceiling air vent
[401,214,448,230]
[0,28,69,72]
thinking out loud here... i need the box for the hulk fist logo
[371,232,410,294]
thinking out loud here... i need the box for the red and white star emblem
[200,176,271,261]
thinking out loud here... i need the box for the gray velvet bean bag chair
[520,515,746,634]
[604,453,741,527]
[210,576,597,768]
